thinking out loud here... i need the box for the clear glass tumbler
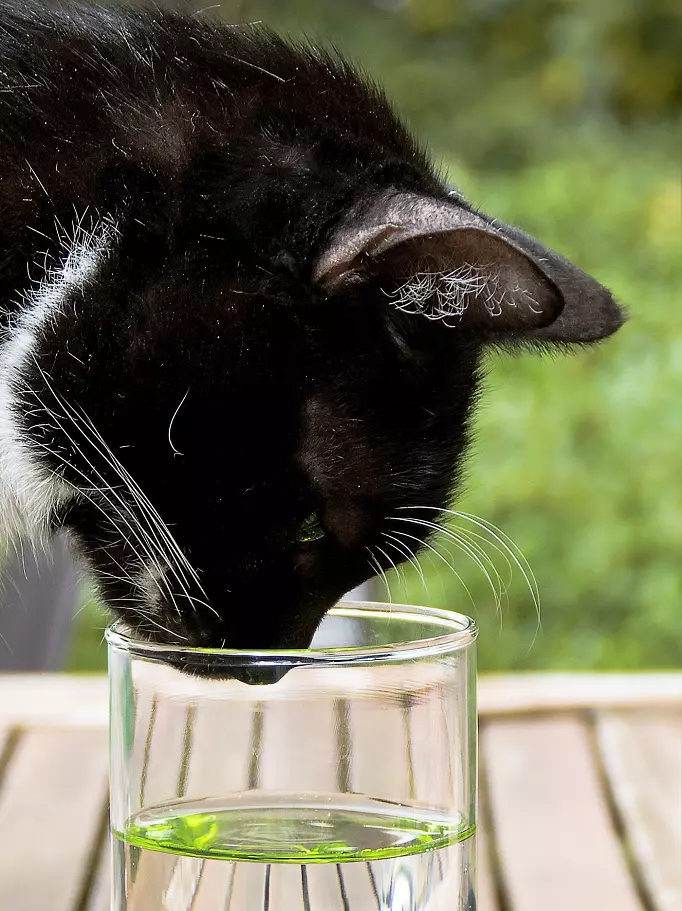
[107,602,478,911]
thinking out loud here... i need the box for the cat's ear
[313,192,624,342]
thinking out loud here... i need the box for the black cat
[0,2,623,650]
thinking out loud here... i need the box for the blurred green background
[70,0,681,672]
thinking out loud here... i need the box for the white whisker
[388,527,476,613]
[375,544,406,594]
[393,515,502,610]
[32,363,215,618]
[383,531,428,594]
[396,505,541,641]
[441,509,539,609]
[365,546,392,604]
[30,383,202,622]
[168,388,189,458]
[32,419,183,619]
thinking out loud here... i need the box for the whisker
[442,525,509,609]
[413,506,539,610]
[168,387,189,457]
[396,505,541,645]
[29,399,191,626]
[388,527,476,613]
[383,532,428,595]
[393,516,502,610]
[33,429,183,619]
[365,546,392,604]
[455,526,514,592]
[32,365,214,618]
[375,544,407,595]
[69,401,202,599]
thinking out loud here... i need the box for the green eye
[296,511,325,543]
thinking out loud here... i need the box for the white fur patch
[0,216,117,542]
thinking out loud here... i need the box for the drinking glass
[107,602,478,911]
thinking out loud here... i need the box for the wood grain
[482,714,642,911]
[0,728,108,911]
[596,709,682,911]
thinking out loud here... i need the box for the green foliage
[394,137,681,670]
[69,0,680,672]
[67,590,109,672]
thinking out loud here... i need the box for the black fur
[0,2,624,649]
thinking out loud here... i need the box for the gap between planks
[1,675,680,911]
[594,709,682,911]
[0,727,109,911]
[481,712,644,911]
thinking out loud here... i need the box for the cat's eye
[295,511,325,543]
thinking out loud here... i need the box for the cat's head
[9,29,624,651]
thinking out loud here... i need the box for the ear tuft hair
[314,192,624,343]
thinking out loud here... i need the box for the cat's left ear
[313,192,624,343]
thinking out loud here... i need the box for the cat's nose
[323,499,370,549]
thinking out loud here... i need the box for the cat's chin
[166,659,291,686]
[109,620,305,684]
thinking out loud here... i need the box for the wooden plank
[0,672,680,726]
[0,724,13,768]
[183,693,255,797]
[0,673,108,725]
[256,669,347,910]
[123,693,191,910]
[477,788,499,911]
[596,709,682,911]
[344,668,414,910]
[127,679,158,813]
[86,837,111,911]
[479,673,682,716]
[263,864,307,911]
[194,860,237,909]
[138,692,189,807]
[259,677,340,793]
[0,728,108,911]
[187,695,257,911]
[305,862,367,911]
[348,677,411,805]
[226,861,267,911]
[408,682,455,809]
[482,715,642,911]
[337,860,385,911]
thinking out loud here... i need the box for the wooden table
[0,673,679,911]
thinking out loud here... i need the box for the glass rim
[105,601,477,667]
